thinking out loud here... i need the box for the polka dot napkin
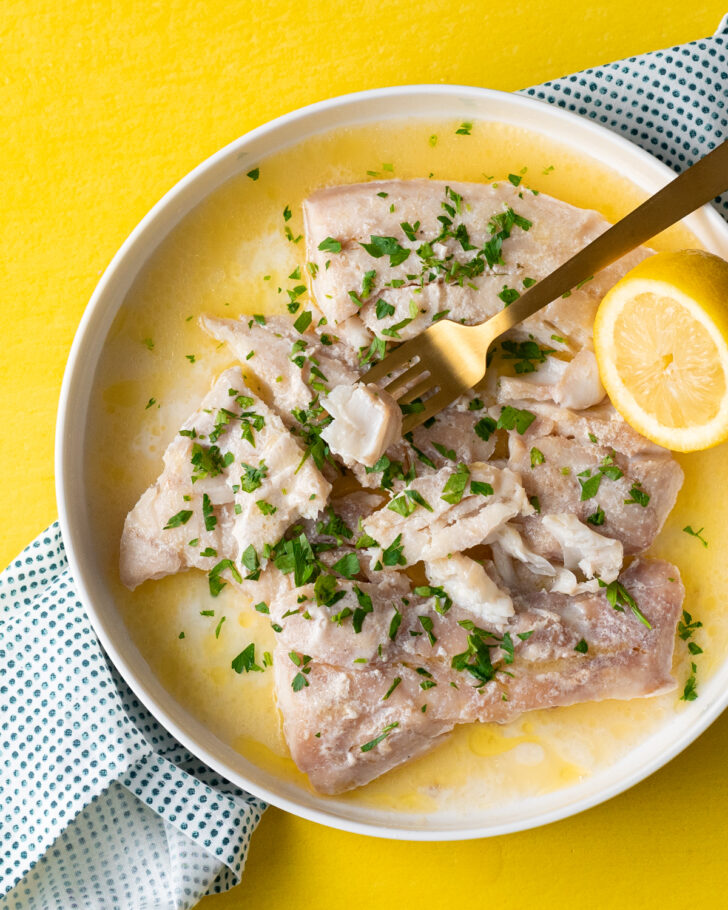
[2,16,727,909]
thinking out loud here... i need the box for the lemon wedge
[593,249,728,452]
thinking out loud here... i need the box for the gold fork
[364,139,728,434]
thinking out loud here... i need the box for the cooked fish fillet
[321,382,402,468]
[273,558,683,793]
[350,404,497,489]
[498,349,607,411]
[507,410,683,557]
[120,368,330,590]
[303,179,650,348]
[362,462,532,564]
[200,315,361,421]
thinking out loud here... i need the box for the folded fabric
[2,15,727,910]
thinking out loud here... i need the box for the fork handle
[481,138,728,339]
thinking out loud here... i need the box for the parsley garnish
[574,639,588,654]
[598,578,651,629]
[470,480,494,496]
[191,443,228,482]
[624,483,650,507]
[441,463,470,504]
[360,235,411,267]
[318,237,342,253]
[497,406,536,434]
[331,552,361,579]
[202,493,216,531]
[231,643,262,673]
[164,510,193,529]
[382,534,406,567]
[360,722,399,752]
[208,558,242,597]
[289,652,313,691]
[681,663,699,701]
[474,415,497,441]
[246,168,259,181]
[240,461,268,493]
[293,310,312,334]
[501,340,554,374]
[455,122,473,135]
[683,525,708,547]
[586,505,605,526]
[530,447,545,467]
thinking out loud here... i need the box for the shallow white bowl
[56,85,728,840]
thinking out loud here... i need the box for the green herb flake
[470,480,494,496]
[586,505,606,526]
[681,662,699,701]
[456,122,473,135]
[231,643,263,674]
[360,722,399,752]
[382,677,402,701]
[574,638,588,654]
[683,525,708,547]
[497,406,536,434]
[246,168,260,181]
[530,447,545,468]
[440,463,470,504]
[202,493,217,532]
[318,237,342,253]
[598,578,651,629]
[163,510,193,530]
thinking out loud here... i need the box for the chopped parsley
[318,237,342,253]
[191,443,228,481]
[683,525,708,547]
[624,483,650,507]
[501,340,554,374]
[470,480,494,496]
[598,578,651,629]
[246,168,259,181]
[681,662,699,701]
[240,461,268,493]
[163,510,193,529]
[530,447,545,467]
[382,534,406,567]
[574,639,588,654]
[202,493,217,531]
[382,677,402,701]
[497,406,536,434]
[441,463,470,504]
[360,722,399,752]
[360,235,411,267]
[290,652,313,691]
[455,122,473,135]
[231,643,263,673]
[586,505,606,526]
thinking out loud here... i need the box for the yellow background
[3,2,727,906]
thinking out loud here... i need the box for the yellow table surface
[3,2,728,906]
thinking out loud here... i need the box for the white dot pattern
[3,19,728,905]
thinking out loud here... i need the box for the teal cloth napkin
[2,15,727,909]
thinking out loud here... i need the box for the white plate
[56,85,728,840]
